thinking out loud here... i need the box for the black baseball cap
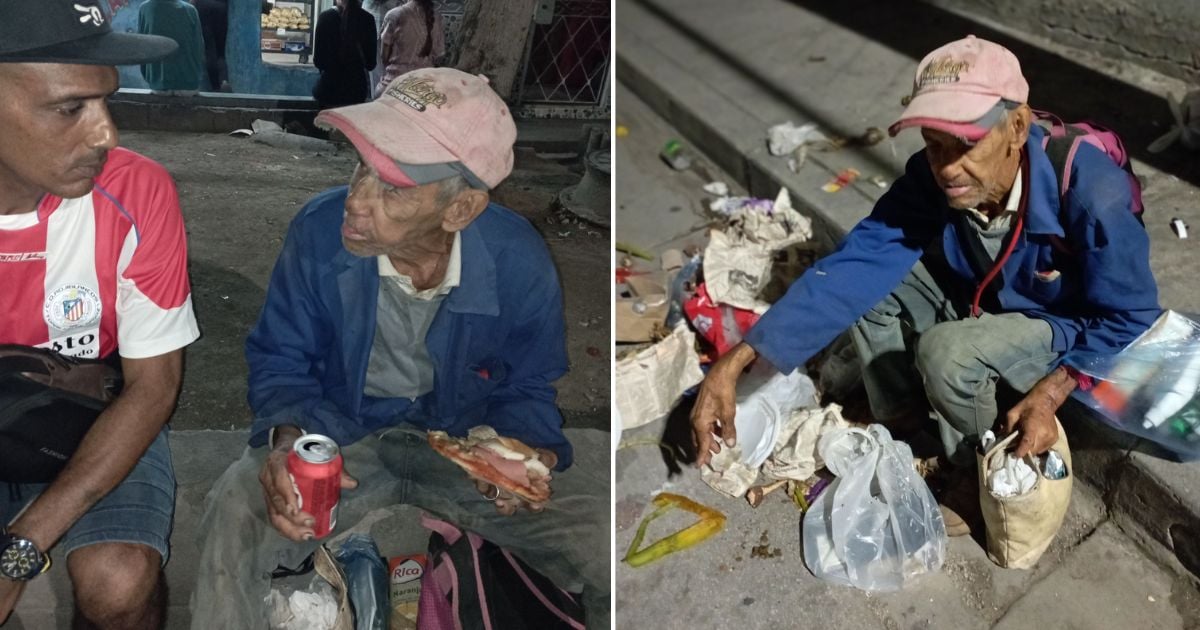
[0,0,177,65]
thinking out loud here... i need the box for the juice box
[388,554,426,629]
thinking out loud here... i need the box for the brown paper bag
[314,544,355,630]
[977,417,1072,569]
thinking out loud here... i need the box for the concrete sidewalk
[617,0,1200,607]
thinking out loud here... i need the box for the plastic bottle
[660,139,694,170]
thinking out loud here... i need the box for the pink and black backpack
[1035,110,1145,223]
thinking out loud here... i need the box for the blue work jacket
[745,125,1161,375]
[245,187,573,469]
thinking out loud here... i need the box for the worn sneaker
[935,467,981,538]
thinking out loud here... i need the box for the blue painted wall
[109,0,318,96]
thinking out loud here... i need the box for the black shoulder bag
[0,345,123,483]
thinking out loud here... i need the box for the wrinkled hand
[1003,367,1077,459]
[690,343,757,467]
[0,578,26,625]
[260,443,357,541]
[473,449,556,516]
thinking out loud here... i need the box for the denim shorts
[0,427,176,564]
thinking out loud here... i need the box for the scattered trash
[767,122,829,157]
[623,493,726,567]
[1148,90,1200,153]
[1172,217,1189,239]
[803,425,946,591]
[807,55,826,62]
[868,175,890,189]
[660,139,694,170]
[683,283,758,356]
[616,241,655,261]
[790,476,831,512]
[822,168,861,193]
[617,272,670,343]
[614,325,705,431]
[616,124,629,138]
[703,181,730,196]
[703,188,813,310]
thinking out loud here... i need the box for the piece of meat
[427,428,551,503]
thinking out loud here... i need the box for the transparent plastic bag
[732,362,815,468]
[1067,310,1200,457]
[802,425,946,591]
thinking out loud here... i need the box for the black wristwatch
[0,530,49,581]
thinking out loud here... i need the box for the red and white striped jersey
[0,147,199,360]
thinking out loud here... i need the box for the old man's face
[921,105,1029,211]
[341,159,450,258]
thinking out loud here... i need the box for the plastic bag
[1066,310,1200,457]
[335,534,389,630]
[732,362,815,468]
[802,425,946,591]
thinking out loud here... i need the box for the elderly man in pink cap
[189,68,608,628]
[692,36,1158,537]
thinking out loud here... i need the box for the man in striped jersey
[0,1,200,627]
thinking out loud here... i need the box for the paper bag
[977,418,1073,569]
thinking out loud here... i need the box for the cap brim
[0,32,178,66]
[888,90,999,138]
[316,99,458,187]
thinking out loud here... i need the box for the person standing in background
[194,0,229,91]
[363,0,405,93]
[137,0,205,95]
[312,0,377,108]
[375,0,444,97]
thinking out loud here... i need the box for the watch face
[0,539,40,580]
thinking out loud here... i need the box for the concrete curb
[617,0,1200,581]
[109,91,604,155]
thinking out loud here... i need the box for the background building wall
[921,0,1200,83]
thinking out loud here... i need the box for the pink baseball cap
[315,68,516,189]
[889,35,1028,141]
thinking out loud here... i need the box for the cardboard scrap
[616,271,670,343]
[615,325,705,430]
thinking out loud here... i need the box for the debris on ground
[623,493,727,567]
[239,119,341,154]
[661,138,694,170]
[616,241,656,260]
[822,168,861,193]
[1172,217,1189,238]
[614,324,705,431]
[703,187,813,310]
[1148,90,1200,153]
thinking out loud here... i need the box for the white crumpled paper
[701,400,849,499]
[981,430,1038,498]
[614,324,705,430]
[703,187,813,310]
[767,121,829,156]
[268,576,339,630]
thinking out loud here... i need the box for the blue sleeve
[1057,151,1161,366]
[245,215,356,447]
[744,152,945,373]
[483,248,572,470]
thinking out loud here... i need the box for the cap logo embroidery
[74,3,104,26]
[917,56,969,89]
[386,76,447,112]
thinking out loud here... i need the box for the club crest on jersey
[44,284,101,330]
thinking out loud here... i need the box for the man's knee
[68,543,162,627]
[915,321,987,400]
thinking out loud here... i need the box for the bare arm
[6,349,183,552]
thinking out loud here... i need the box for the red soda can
[286,434,343,538]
